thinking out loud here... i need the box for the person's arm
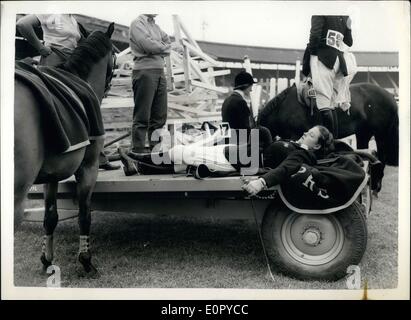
[16,14,51,57]
[161,29,171,45]
[130,20,171,55]
[238,100,252,131]
[343,17,353,47]
[242,150,315,196]
[308,15,324,55]
[159,29,172,57]
[302,45,311,76]
[261,150,310,188]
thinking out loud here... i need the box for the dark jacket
[221,91,252,144]
[302,15,353,77]
[262,141,317,188]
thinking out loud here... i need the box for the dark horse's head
[258,85,313,140]
[60,22,116,99]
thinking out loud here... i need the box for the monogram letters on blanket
[279,155,368,213]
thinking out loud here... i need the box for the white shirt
[36,14,81,50]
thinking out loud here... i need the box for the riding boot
[320,109,336,137]
[118,147,140,176]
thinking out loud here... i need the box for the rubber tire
[261,201,367,281]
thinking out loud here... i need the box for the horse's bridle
[104,50,116,95]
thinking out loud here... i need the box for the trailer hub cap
[281,213,344,266]
[302,228,321,246]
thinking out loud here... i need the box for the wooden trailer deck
[26,160,370,221]
[26,164,272,221]
[28,164,261,195]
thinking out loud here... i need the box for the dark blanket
[15,61,104,154]
[278,154,367,213]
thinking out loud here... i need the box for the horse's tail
[385,106,399,166]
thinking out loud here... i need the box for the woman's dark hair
[315,125,334,157]
[258,125,273,151]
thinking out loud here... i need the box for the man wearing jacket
[302,15,353,137]
[129,14,171,154]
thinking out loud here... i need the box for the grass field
[14,166,398,290]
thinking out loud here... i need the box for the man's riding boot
[320,109,336,137]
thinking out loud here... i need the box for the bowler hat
[234,70,256,90]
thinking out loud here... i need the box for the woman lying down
[118,125,334,196]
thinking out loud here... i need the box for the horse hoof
[40,253,52,272]
[78,252,98,277]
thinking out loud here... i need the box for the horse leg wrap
[78,235,97,274]
[79,235,90,254]
[41,235,54,262]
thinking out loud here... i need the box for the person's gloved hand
[242,178,267,196]
[39,46,52,57]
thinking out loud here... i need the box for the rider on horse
[302,15,357,137]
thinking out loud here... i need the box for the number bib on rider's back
[326,29,344,51]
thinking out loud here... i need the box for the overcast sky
[90,1,407,51]
[4,1,410,51]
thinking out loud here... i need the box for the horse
[258,83,399,169]
[14,23,115,275]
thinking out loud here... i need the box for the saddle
[296,78,352,114]
[15,61,105,154]
[296,78,317,115]
[296,79,341,137]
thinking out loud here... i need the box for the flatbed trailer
[27,164,371,281]
[27,171,272,220]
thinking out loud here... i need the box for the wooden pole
[173,15,191,92]
[269,78,276,99]
[295,59,301,85]
[176,15,201,49]
[182,45,192,92]
[276,64,280,94]
[243,56,259,118]
[165,56,174,91]
[182,40,221,66]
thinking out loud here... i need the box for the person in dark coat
[242,125,334,195]
[222,70,272,147]
[302,15,354,137]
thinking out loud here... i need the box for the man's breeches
[131,69,168,151]
[310,55,346,110]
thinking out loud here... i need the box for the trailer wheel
[261,202,367,281]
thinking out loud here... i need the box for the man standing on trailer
[129,14,171,154]
[302,15,354,137]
